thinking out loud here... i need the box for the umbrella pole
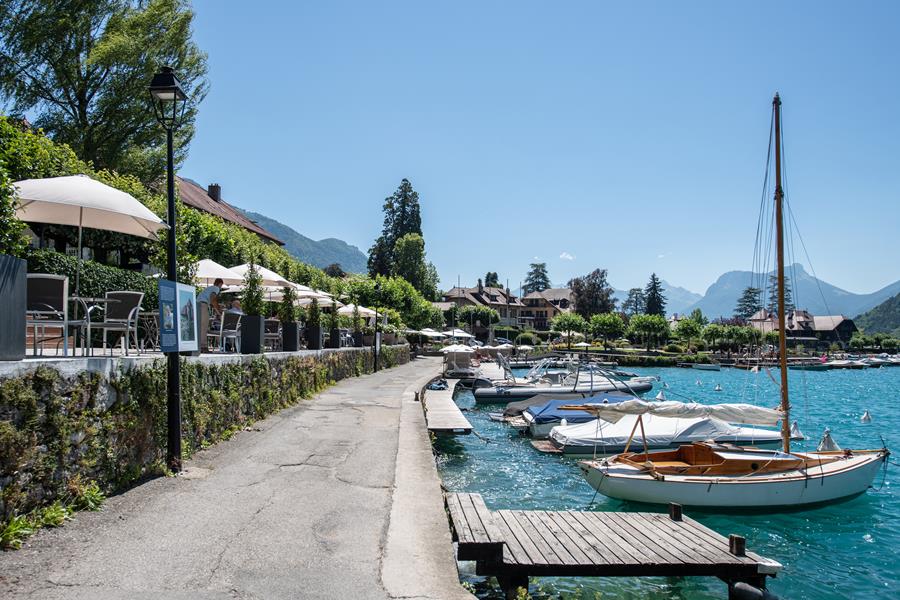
[76,208,83,297]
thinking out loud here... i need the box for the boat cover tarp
[572,399,782,426]
[504,391,631,417]
[526,396,628,425]
[549,414,782,449]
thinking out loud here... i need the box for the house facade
[520,288,574,330]
[440,281,525,328]
[748,309,858,348]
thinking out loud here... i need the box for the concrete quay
[0,356,472,600]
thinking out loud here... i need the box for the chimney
[477,278,483,294]
[208,183,221,201]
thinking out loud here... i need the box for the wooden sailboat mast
[773,93,791,453]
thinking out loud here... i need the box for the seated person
[226,299,244,315]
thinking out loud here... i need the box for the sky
[183,0,900,296]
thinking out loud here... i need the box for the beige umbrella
[14,174,167,294]
[195,259,244,286]
[337,304,377,317]
[230,263,292,287]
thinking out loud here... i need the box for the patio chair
[264,318,282,351]
[217,311,242,353]
[25,274,85,357]
[97,291,144,356]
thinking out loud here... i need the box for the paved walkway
[0,357,472,600]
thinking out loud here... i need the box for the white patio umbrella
[419,328,446,339]
[573,341,591,348]
[442,344,475,353]
[337,304,377,317]
[195,259,244,286]
[443,328,474,339]
[14,175,167,294]
[517,344,534,351]
[231,263,293,287]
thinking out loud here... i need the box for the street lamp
[373,282,381,371]
[149,66,188,472]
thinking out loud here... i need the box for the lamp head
[149,67,189,129]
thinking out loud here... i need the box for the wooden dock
[445,492,782,599]
[423,384,472,434]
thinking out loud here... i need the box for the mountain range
[611,281,702,316]
[854,293,900,337]
[684,264,900,319]
[239,209,368,274]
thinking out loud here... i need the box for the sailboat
[575,94,889,508]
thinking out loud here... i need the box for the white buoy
[790,420,805,440]
[663,382,670,389]
[714,383,722,392]
[696,379,703,386]
[655,390,667,401]
[817,428,842,452]
[560,418,568,428]
[861,410,872,424]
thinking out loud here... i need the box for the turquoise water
[436,366,899,599]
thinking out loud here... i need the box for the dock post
[729,534,746,556]
[668,502,683,521]
[497,573,529,600]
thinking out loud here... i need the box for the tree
[0,166,27,256]
[644,273,667,316]
[484,271,500,287]
[457,304,499,332]
[393,233,438,300]
[522,262,551,295]
[551,312,587,349]
[766,274,795,315]
[702,323,725,350]
[0,0,209,184]
[367,178,423,277]
[675,319,702,350]
[568,268,616,319]
[622,288,645,316]
[324,263,346,278]
[628,314,669,351]
[688,308,708,327]
[590,313,625,349]
[734,286,763,320]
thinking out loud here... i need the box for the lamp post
[373,282,381,371]
[149,66,188,472]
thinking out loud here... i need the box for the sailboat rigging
[574,94,890,508]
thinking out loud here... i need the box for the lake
[436,365,898,599]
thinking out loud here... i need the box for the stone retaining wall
[0,345,409,522]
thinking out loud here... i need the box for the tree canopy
[457,304,499,329]
[568,268,616,318]
[393,233,438,300]
[734,286,763,320]
[628,314,669,350]
[590,313,625,348]
[766,274,795,315]
[367,178,423,277]
[0,0,209,184]
[551,312,587,349]
[622,287,645,316]
[484,271,500,287]
[522,262,551,295]
[644,273,667,316]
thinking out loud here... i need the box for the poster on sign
[159,280,199,353]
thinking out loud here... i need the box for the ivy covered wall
[0,345,408,523]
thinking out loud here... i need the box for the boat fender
[729,582,781,600]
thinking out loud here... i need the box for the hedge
[26,248,159,308]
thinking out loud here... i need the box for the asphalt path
[0,356,472,600]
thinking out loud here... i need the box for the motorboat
[692,363,721,371]
[522,394,629,439]
[473,370,654,403]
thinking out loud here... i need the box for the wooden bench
[445,492,504,562]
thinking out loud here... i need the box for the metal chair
[264,318,282,351]
[217,311,242,353]
[25,274,85,357]
[97,291,144,355]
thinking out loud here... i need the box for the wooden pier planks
[445,493,782,581]
[423,385,472,434]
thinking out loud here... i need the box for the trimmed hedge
[26,248,159,308]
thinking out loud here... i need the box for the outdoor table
[71,296,119,356]
[140,311,160,352]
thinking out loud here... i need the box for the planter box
[363,334,374,346]
[306,324,323,350]
[0,254,26,361]
[384,333,396,344]
[240,315,265,354]
[352,332,364,347]
[329,328,341,349]
[282,322,301,352]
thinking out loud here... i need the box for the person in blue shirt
[197,278,223,352]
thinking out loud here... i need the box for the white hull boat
[473,377,654,403]
[580,447,887,508]
[693,363,721,371]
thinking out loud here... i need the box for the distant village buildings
[748,309,858,348]
[435,283,575,332]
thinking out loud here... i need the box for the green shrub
[241,263,265,317]
[665,343,684,353]
[66,476,105,512]
[307,298,321,327]
[277,286,297,322]
[0,514,34,549]
[516,332,538,345]
[37,501,72,527]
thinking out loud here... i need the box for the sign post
[159,280,199,354]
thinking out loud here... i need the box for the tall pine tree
[734,286,763,319]
[484,272,500,287]
[766,274,795,315]
[644,273,667,316]
[522,263,551,295]
[622,288,645,316]
[367,179,423,277]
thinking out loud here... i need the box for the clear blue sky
[183,0,899,296]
